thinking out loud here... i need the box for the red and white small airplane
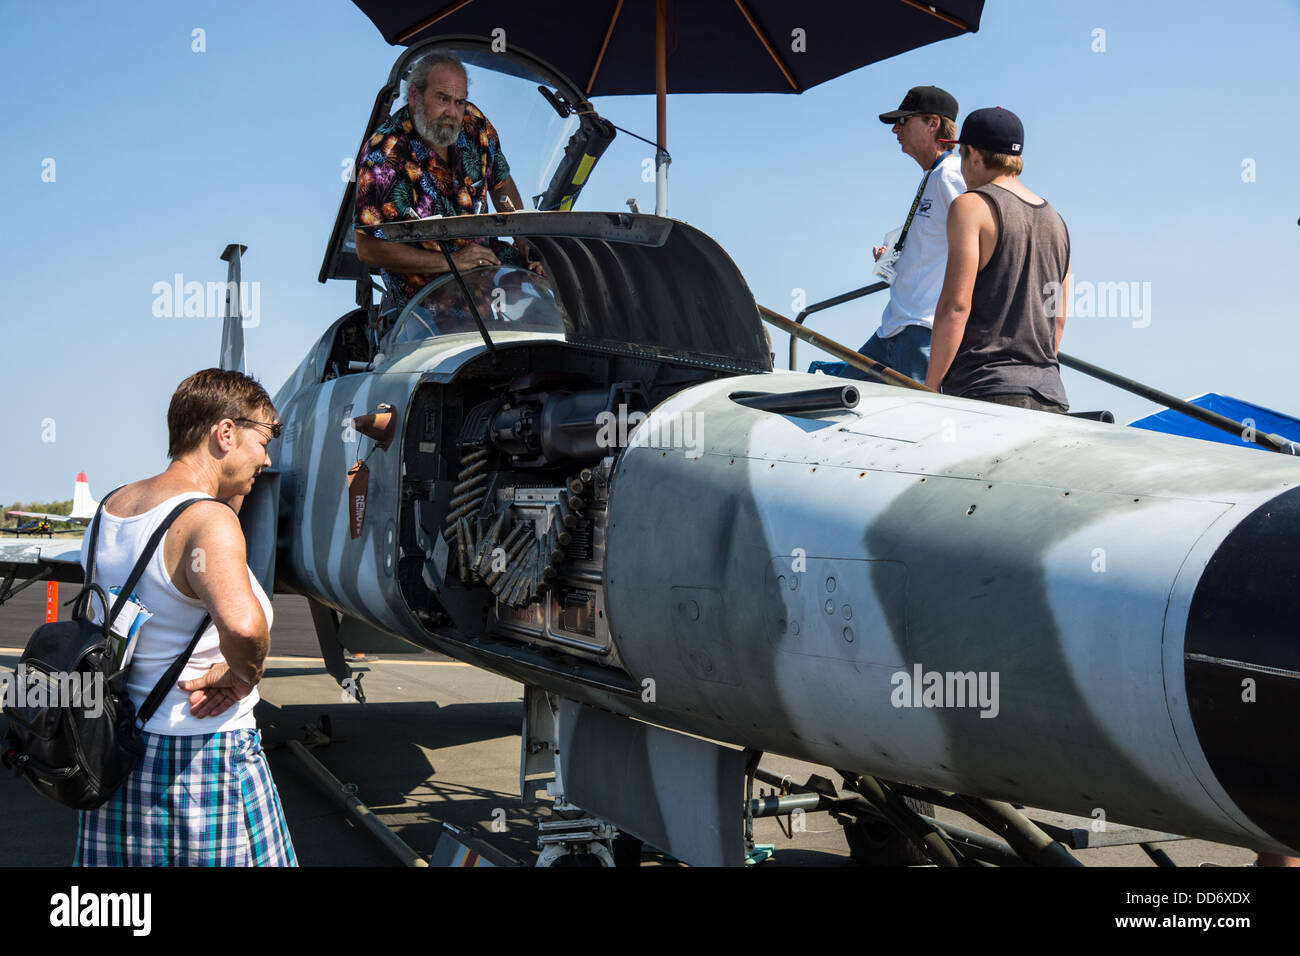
[6,472,99,527]
[1,473,98,603]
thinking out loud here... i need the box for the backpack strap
[81,492,231,729]
[73,485,125,622]
[135,611,213,727]
[114,495,227,728]
[75,583,112,638]
[106,496,215,628]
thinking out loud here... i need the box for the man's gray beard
[411,103,459,148]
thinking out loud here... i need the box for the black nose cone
[1185,485,1300,852]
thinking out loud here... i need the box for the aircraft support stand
[521,687,749,866]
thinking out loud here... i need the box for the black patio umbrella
[353,0,984,212]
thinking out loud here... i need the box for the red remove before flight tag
[347,461,369,539]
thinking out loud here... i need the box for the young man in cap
[925,107,1071,412]
[835,86,965,383]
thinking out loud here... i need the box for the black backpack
[2,492,213,810]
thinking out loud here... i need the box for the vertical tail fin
[220,243,248,373]
[70,472,98,521]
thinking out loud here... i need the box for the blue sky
[2,0,1298,503]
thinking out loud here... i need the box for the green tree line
[2,499,78,530]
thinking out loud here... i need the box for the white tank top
[79,491,270,735]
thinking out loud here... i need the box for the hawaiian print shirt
[354,103,521,310]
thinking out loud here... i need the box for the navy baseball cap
[942,106,1024,154]
[879,85,958,124]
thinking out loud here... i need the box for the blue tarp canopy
[1129,394,1300,452]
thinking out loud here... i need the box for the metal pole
[787,281,889,370]
[1059,351,1300,454]
[437,241,496,353]
[841,772,962,867]
[759,304,931,391]
[286,740,428,867]
[1140,842,1177,867]
[955,794,1083,867]
[752,770,1026,867]
[749,792,829,817]
[654,0,669,215]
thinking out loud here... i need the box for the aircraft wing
[6,510,87,525]
[0,537,85,604]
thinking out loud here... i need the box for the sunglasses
[236,418,282,439]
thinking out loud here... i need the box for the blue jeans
[808,325,932,384]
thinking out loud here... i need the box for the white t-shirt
[81,492,270,735]
[878,151,966,337]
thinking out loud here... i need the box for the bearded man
[353,52,541,318]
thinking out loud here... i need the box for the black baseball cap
[879,85,958,124]
[941,106,1025,155]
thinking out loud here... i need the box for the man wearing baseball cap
[818,86,964,383]
[924,107,1071,412]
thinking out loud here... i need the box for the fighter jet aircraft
[254,37,1300,865]
[4,38,1297,867]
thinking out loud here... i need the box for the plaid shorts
[74,728,297,867]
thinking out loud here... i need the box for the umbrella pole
[655,0,669,215]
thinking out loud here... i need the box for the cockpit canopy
[389,266,568,346]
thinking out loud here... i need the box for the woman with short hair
[75,368,296,866]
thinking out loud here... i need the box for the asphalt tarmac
[0,584,1258,868]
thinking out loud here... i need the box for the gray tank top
[941,184,1070,407]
